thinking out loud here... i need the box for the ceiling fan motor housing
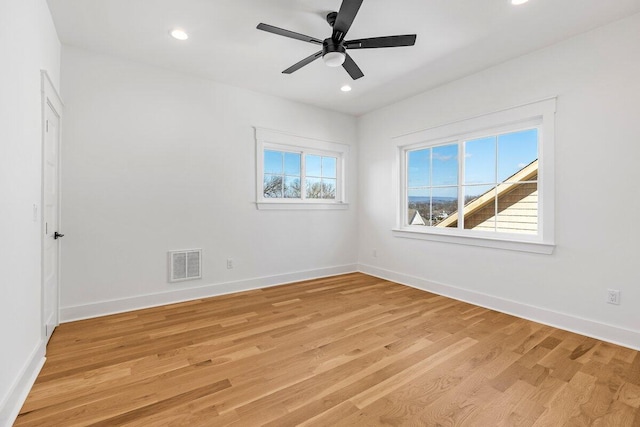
[323,39,346,56]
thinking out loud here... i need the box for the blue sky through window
[408,149,430,187]
[432,144,458,186]
[322,157,337,178]
[264,153,338,179]
[465,136,496,185]
[408,128,538,199]
[264,150,283,174]
[264,150,302,175]
[306,155,321,177]
[497,129,537,181]
[465,128,537,187]
[284,153,301,175]
[407,144,458,189]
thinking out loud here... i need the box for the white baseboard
[60,264,358,322]
[358,263,640,351]
[0,340,46,427]
[59,262,640,351]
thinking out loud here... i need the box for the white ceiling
[47,0,640,116]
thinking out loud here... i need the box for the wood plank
[15,273,640,426]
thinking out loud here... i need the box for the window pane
[408,188,430,226]
[465,136,496,185]
[321,178,336,199]
[496,182,538,234]
[306,155,322,177]
[264,150,283,174]
[432,144,458,186]
[284,152,301,176]
[263,174,283,198]
[322,157,337,178]
[284,176,300,198]
[432,187,458,226]
[408,149,430,188]
[306,177,322,198]
[498,129,538,182]
[463,184,497,231]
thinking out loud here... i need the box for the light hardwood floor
[16,273,640,426]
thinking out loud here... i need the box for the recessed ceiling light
[340,85,352,92]
[170,29,189,40]
[511,0,529,5]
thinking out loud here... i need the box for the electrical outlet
[372,249,377,258]
[606,289,620,305]
[226,258,233,269]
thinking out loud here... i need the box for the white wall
[0,0,60,424]
[59,46,358,320]
[357,14,640,350]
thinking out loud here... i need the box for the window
[394,98,556,254]
[255,128,348,210]
[263,150,302,198]
[305,155,337,199]
[262,151,338,200]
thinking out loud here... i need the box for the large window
[394,99,555,254]
[255,128,348,209]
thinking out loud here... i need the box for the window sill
[256,201,349,210]
[392,228,555,254]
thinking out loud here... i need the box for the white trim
[358,264,640,351]
[41,70,63,110]
[256,201,349,210]
[60,264,358,322]
[0,340,46,426]
[59,265,640,352]
[392,229,555,254]
[393,97,557,143]
[393,98,556,252]
[255,127,349,153]
[254,127,349,208]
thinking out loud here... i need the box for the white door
[43,99,61,343]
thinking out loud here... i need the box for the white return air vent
[169,249,202,282]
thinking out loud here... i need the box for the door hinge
[46,120,49,132]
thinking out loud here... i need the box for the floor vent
[169,249,202,282]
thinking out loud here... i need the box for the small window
[263,150,301,198]
[394,98,556,254]
[305,155,337,199]
[255,128,348,210]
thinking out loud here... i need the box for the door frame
[41,70,63,341]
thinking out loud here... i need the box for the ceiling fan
[257,0,417,80]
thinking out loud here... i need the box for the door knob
[54,231,65,239]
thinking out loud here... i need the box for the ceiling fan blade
[342,53,364,80]
[257,23,323,45]
[332,0,363,42]
[345,34,417,49]
[282,51,323,74]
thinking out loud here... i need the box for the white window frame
[392,98,556,254]
[255,127,349,210]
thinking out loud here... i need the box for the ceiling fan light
[323,51,346,67]
[170,29,189,40]
[511,0,529,5]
